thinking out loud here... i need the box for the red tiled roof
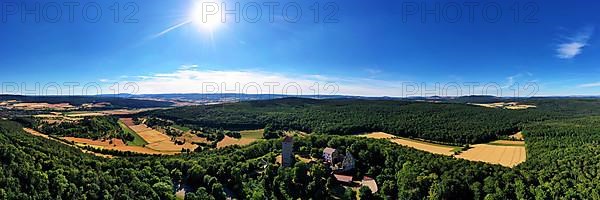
[323,147,336,154]
[333,174,353,183]
[361,176,378,193]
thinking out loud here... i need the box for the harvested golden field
[390,138,457,156]
[61,137,173,155]
[360,132,457,156]
[34,114,82,122]
[120,119,197,153]
[471,102,536,110]
[456,142,526,167]
[65,112,107,117]
[179,132,208,144]
[63,137,126,147]
[505,105,537,110]
[129,125,170,143]
[23,128,50,139]
[216,129,265,148]
[217,136,257,148]
[145,140,197,152]
[11,102,75,110]
[359,132,396,139]
[509,132,525,140]
[489,140,526,146]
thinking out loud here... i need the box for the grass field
[118,120,147,146]
[172,124,191,132]
[240,129,264,139]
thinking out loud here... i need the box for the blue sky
[1,0,599,97]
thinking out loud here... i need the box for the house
[323,147,356,172]
[333,174,353,184]
[281,136,294,167]
[340,151,355,172]
[323,147,338,163]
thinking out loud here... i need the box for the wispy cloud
[578,82,600,88]
[363,68,382,78]
[556,26,594,59]
[149,20,192,39]
[503,72,534,88]
[179,64,198,70]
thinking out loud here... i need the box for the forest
[145,98,600,145]
[1,98,600,199]
[30,116,135,141]
[2,114,599,199]
[144,98,596,145]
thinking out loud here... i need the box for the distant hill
[0,95,173,109]
[115,93,600,104]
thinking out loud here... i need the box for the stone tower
[281,136,294,167]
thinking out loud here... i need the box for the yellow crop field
[456,142,526,167]
[360,132,457,156]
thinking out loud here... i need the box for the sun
[190,2,223,33]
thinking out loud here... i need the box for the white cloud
[115,68,415,97]
[556,26,594,59]
[179,64,198,70]
[364,68,382,75]
[114,68,544,97]
[578,82,600,88]
[503,72,534,88]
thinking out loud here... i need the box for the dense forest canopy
[144,98,598,144]
[32,116,136,141]
[2,114,600,199]
[2,97,600,199]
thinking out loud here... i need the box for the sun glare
[190,2,223,33]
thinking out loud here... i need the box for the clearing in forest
[217,129,264,148]
[359,132,458,156]
[121,118,198,153]
[23,128,50,139]
[51,118,200,154]
[359,132,527,167]
[456,141,526,167]
[61,136,174,155]
[118,120,147,146]
[509,132,525,140]
[217,135,257,148]
[470,102,536,110]
[128,123,170,143]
